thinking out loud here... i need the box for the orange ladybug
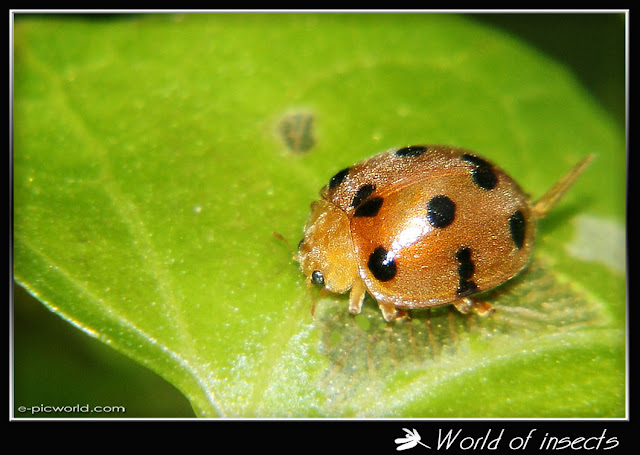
[296,145,593,321]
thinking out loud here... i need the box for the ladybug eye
[311,270,325,285]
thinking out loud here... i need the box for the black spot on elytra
[368,246,397,282]
[426,195,456,228]
[328,167,349,190]
[457,279,478,297]
[457,259,475,281]
[461,153,498,190]
[395,145,429,157]
[354,197,384,217]
[455,246,478,297]
[472,166,498,190]
[509,209,526,249]
[461,154,491,168]
[455,246,471,262]
[351,184,376,208]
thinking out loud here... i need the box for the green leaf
[14,14,625,417]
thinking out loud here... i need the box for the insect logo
[395,428,431,451]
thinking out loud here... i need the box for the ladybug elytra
[296,145,593,321]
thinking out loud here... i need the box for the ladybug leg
[376,302,409,322]
[532,154,594,219]
[348,280,366,315]
[378,302,398,322]
[453,297,495,317]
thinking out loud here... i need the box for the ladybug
[296,145,593,321]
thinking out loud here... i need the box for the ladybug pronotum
[296,145,593,321]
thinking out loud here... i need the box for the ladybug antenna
[310,283,318,317]
[272,231,297,261]
[311,287,331,317]
[532,154,595,219]
[301,277,316,317]
[273,232,321,317]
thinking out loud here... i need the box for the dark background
[12,12,626,419]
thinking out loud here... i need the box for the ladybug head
[296,200,359,296]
